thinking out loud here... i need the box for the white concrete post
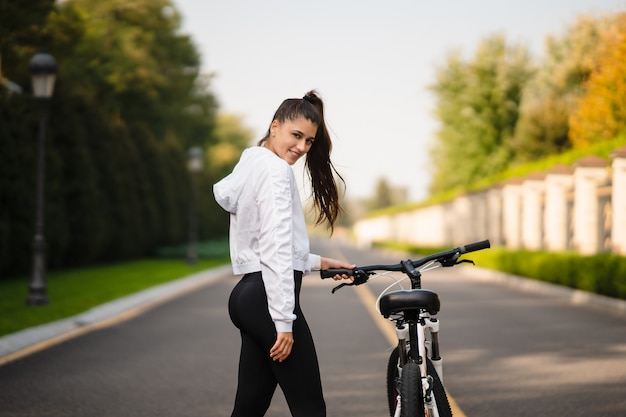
[486,186,504,246]
[354,216,393,248]
[521,173,546,250]
[501,179,524,249]
[611,146,626,255]
[453,194,471,244]
[413,205,447,247]
[544,165,575,251]
[573,156,610,254]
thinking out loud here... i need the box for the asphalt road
[1,238,625,417]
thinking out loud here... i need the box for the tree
[569,13,626,148]
[0,0,56,87]
[369,177,394,210]
[206,113,254,179]
[365,177,408,211]
[202,113,253,237]
[57,0,217,145]
[429,34,535,193]
[513,13,614,160]
[0,0,226,277]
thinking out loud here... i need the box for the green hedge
[374,242,626,301]
[0,1,234,280]
[153,239,230,259]
[485,249,626,300]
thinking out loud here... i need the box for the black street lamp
[27,52,57,306]
[187,147,203,266]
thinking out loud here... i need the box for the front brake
[439,252,476,267]
[331,269,372,293]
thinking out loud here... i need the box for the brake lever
[440,254,475,267]
[331,269,372,294]
[440,253,460,267]
[331,282,352,294]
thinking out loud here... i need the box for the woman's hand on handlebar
[320,257,355,281]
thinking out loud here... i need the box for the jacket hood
[213,147,263,214]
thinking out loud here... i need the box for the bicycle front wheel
[400,362,425,417]
[426,359,452,417]
[386,347,400,417]
[388,346,452,417]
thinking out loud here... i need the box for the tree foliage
[429,34,535,193]
[201,113,254,238]
[206,113,254,179]
[569,13,626,148]
[427,12,624,196]
[513,14,613,160]
[0,0,244,278]
[365,177,408,211]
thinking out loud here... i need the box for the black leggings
[228,271,326,417]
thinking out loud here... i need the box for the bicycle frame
[383,259,446,416]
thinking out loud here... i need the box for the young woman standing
[213,90,354,417]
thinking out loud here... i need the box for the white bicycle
[322,240,491,417]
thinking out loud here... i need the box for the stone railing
[353,146,626,256]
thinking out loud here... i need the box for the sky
[173,0,626,202]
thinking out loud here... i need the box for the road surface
[1,237,625,416]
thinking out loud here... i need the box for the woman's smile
[265,116,317,165]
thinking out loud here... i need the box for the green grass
[0,256,230,337]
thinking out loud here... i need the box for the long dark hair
[258,90,344,231]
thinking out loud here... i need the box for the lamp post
[187,147,203,266]
[26,52,57,306]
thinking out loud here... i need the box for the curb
[0,265,233,364]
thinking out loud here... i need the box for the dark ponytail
[258,90,345,231]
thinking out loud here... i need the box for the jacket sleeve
[306,253,322,273]
[256,159,297,333]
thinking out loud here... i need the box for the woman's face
[265,116,317,165]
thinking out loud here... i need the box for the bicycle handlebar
[460,239,491,254]
[320,239,490,280]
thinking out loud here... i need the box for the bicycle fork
[424,317,443,383]
[395,316,443,417]
[393,324,409,417]
[422,316,443,417]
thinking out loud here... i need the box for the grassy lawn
[0,257,230,338]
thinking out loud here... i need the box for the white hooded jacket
[213,146,321,333]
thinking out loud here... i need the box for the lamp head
[29,52,57,99]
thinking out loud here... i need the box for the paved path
[1,238,626,416]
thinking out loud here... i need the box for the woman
[213,90,354,417]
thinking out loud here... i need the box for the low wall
[354,146,626,256]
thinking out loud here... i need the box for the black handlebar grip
[460,240,491,254]
[320,268,354,279]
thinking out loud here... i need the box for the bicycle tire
[387,347,452,417]
[426,359,452,417]
[386,347,400,417]
[400,362,424,417]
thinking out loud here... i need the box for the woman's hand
[270,332,294,362]
[320,257,356,281]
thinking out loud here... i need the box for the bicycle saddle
[379,289,440,317]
